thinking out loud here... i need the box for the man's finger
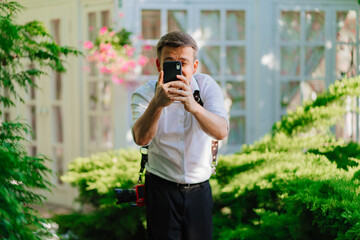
[158,71,164,85]
[177,75,188,85]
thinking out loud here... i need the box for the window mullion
[300,10,305,103]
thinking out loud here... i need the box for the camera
[114,184,145,207]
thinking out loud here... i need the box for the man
[131,31,228,240]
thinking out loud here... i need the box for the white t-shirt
[131,73,229,184]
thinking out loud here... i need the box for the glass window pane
[280,11,301,41]
[5,112,10,122]
[101,10,110,27]
[226,10,246,40]
[281,46,300,76]
[281,81,301,111]
[199,46,220,75]
[53,72,62,101]
[142,46,158,75]
[305,46,325,78]
[201,10,220,41]
[226,81,245,111]
[28,64,36,100]
[54,147,64,184]
[228,116,246,146]
[89,116,97,144]
[89,61,98,76]
[303,80,326,102]
[52,106,63,143]
[336,44,356,78]
[305,11,325,42]
[28,106,36,140]
[142,10,161,39]
[226,46,245,76]
[101,82,112,111]
[29,146,37,157]
[337,11,356,43]
[102,115,113,148]
[88,12,96,41]
[168,10,187,32]
[89,82,98,110]
[335,97,359,142]
[51,19,60,45]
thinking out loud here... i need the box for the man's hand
[153,71,180,108]
[167,75,199,113]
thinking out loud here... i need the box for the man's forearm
[133,99,164,146]
[191,104,228,140]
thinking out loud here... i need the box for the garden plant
[0,1,79,239]
[58,76,360,240]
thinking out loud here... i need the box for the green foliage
[0,120,52,240]
[272,77,360,136]
[0,1,80,112]
[58,76,360,239]
[212,76,360,239]
[94,28,132,51]
[53,207,146,240]
[0,1,80,239]
[57,149,147,239]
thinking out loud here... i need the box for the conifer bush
[0,1,79,239]
[58,77,360,240]
[212,76,360,240]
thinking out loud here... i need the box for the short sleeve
[196,74,229,130]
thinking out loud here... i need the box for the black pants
[145,173,213,240]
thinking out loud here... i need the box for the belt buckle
[177,183,191,189]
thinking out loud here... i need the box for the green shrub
[56,148,147,239]
[58,77,360,240]
[212,76,360,240]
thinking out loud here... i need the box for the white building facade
[5,0,360,207]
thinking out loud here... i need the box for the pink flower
[138,55,148,66]
[100,66,112,74]
[100,43,112,52]
[98,54,109,63]
[107,50,117,59]
[118,12,124,18]
[83,41,94,49]
[120,64,129,73]
[109,31,116,37]
[99,26,108,35]
[127,60,136,69]
[143,44,152,51]
[112,75,124,84]
[124,45,135,57]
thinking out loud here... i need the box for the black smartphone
[163,61,182,83]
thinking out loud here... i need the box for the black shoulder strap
[193,90,203,106]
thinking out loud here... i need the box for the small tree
[0,1,80,239]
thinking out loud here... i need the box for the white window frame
[123,0,255,153]
[273,1,360,140]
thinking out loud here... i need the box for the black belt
[146,172,208,189]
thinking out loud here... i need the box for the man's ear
[156,59,161,72]
[192,59,199,74]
